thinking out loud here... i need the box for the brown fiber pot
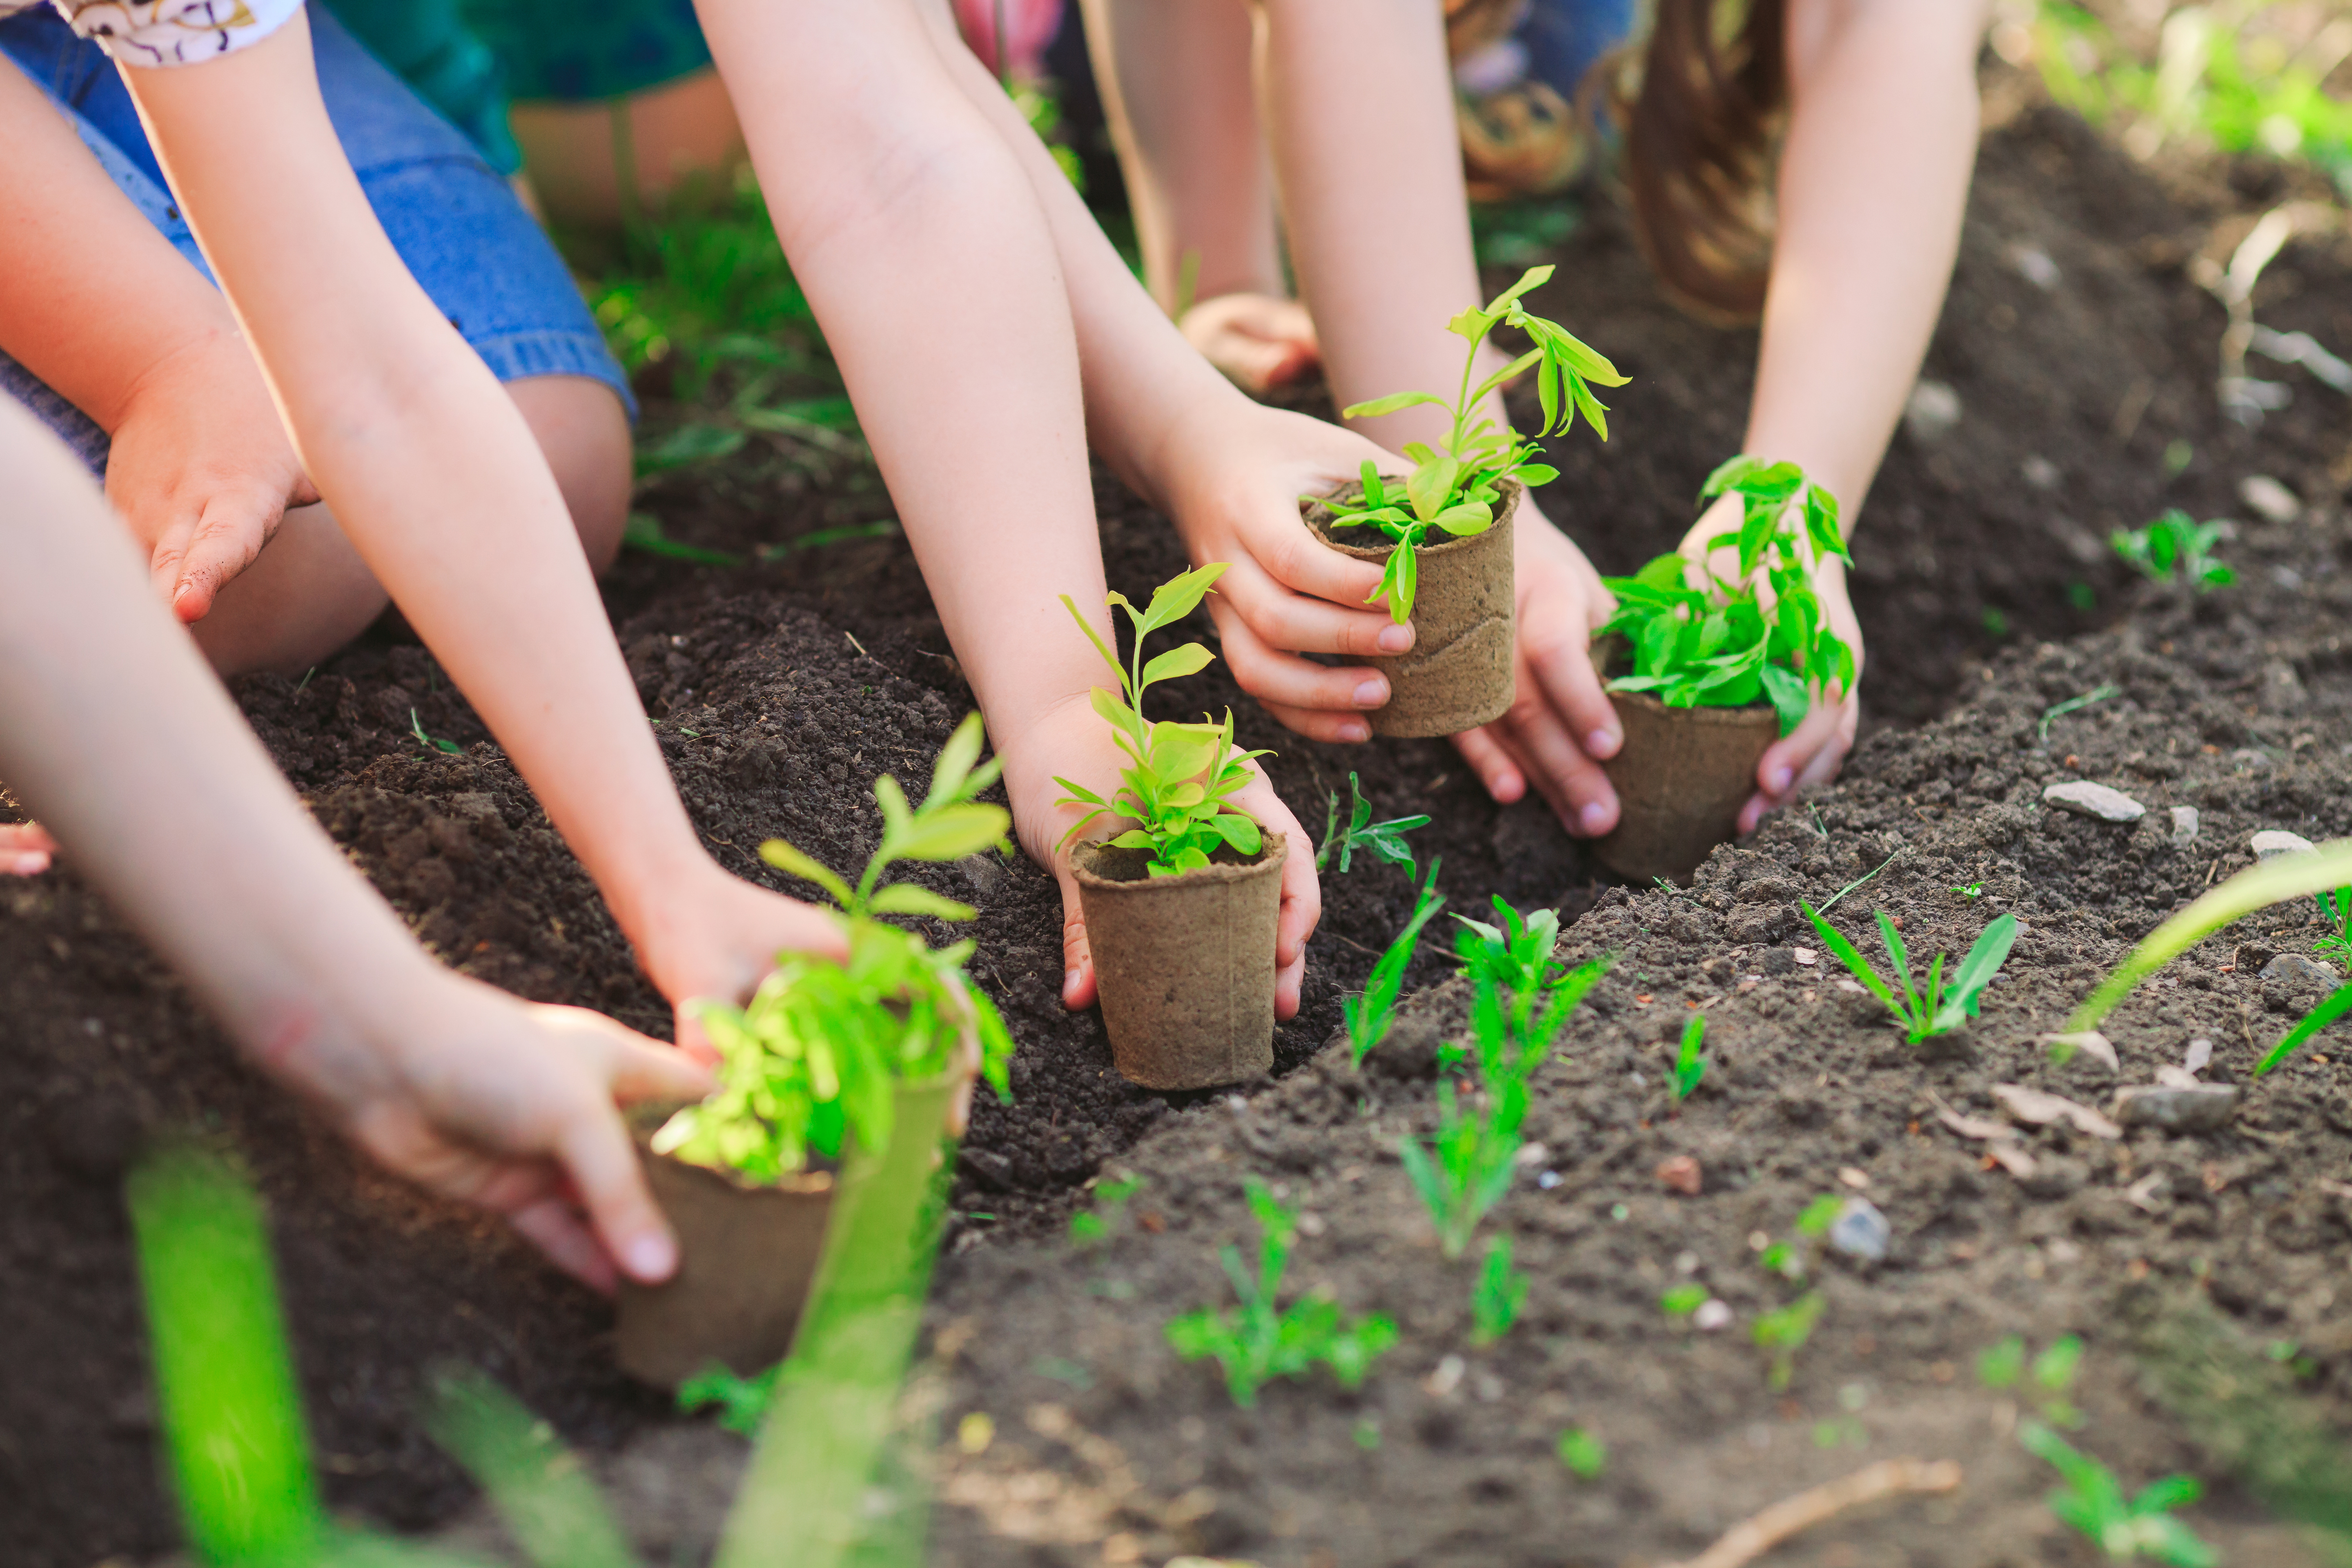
[1301,480,1518,737]
[1074,833,1286,1090]
[1594,675,1780,886]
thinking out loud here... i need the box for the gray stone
[2263,953,2344,991]
[1829,1197,1890,1263]
[2043,781,2146,824]
[2169,806,2201,849]
[1905,380,1962,443]
[2114,1084,2238,1134]
[2239,474,2302,524]
[2252,830,2319,861]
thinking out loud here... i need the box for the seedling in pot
[2020,1421,2216,1566]
[1671,1013,1707,1101]
[1800,903,2020,1043]
[1165,1178,1397,1408]
[1470,1234,1528,1346]
[2111,508,2233,591]
[1598,457,1858,736]
[1317,771,1430,876]
[2067,840,2352,1075]
[1313,265,1624,624]
[1346,859,1446,1067]
[1055,563,1271,877]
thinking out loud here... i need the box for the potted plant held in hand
[616,714,1016,1386]
[1592,457,1857,883]
[1056,564,1285,1090]
[1301,264,1625,736]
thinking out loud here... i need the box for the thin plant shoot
[1347,860,1446,1066]
[1802,903,2020,1043]
[1317,771,1431,876]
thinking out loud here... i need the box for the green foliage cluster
[2111,510,2234,590]
[657,714,1016,1180]
[2021,1421,2216,1566]
[1316,265,1624,622]
[1345,862,1446,1066]
[1598,458,1857,735]
[677,1363,781,1439]
[1165,1179,1397,1408]
[1802,904,2020,1044]
[1317,771,1430,876]
[1469,1235,1528,1346]
[1741,1194,1842,1390]
[1056,565,1272,877]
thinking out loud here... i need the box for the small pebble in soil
[1675,1251,1700,1274]
[2042,780,2146,823]
[1793,948,1818,966]
[2114,1083,2238,1133]
[2252,829,2319,860]
[2170,806,2200,848]
[1426,1355,1466,1397]
[1905,379,1962,442]
[2009,243,2062,290]
[1537,1170,1561,1189]
[1515,1143,1549,1167]
[1830,1198,1890,1263]
[2239,473,2303,524]
[1694,1300,1733,1332]
[2185,1037,2214,1073]
[2264,953,2343,990]
[1838,1167,1871,1189]
[1656,1155,1703,1196]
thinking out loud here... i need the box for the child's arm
[1688,0,1987,834]
[0,397,710,1290]
[694,0,1330,1016]
[116,15,843,1036]
[0,56,315,622]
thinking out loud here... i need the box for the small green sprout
[2038,683,2121,744]
[1759,1194,1844,1280]
[1055,564,1274,876]
[1317,771,1430,876]
[1165,1179,1396,1408]
[1557,1427,1608,1480]
[410,708,463,755]
[1672,1013,1706,1101]
[1470,1235,1528,1346]
[1952,882,1984,900]
[1316,265,1624,623]
[2036,1335,2087,1428]
[1979,1334,2028,1390]
[2111,509,2233,590]
[1069,1174,1145,1247]
[1660,1283,1709,1318]
[2020,1421,2216,1566]
[1454,895,1609,1044]
[1597,457,1857,735]
[678,1363,780,1438]
[1753,1292,1827,1392]
[2312,879,2351,968]
[1346,860,1446,1067]
[1352,1418,1382,1451]
[1801,904,2020,1043]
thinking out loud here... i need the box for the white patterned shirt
[0,0,304,67]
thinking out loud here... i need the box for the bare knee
[508,376,633,574]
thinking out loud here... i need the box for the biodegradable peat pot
[1302,480,1518,738]
[614,1078,957,1387]
[1074,832,1286,1090]
[1593,646,1779,886]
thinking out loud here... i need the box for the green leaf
[1061,595,1127,688]
[1876,910,1918,1009]
[1090,684,1146,745]
[1148,722,1219,786]
[890,803,1011,862]
[1140,561,1230,637]
[1393,540,1419,622]
[1406,457,1462,523]
[923,711,987,811]
[760,838,854,908]
[1433,503,1494,536]
[1512,463,1560,487]
[1342,390,1451,419]
[1944,913,2020,1020]
[1139,642,1216,691]
[1760,663,1810,736]
[1801,902,1897,1013]
[2256,982,2352,1075]
[1485,264,1555,313]
[1212,813,1263,855]
[866,883,978,922]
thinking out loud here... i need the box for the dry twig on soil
[1666,1458,1964,1568]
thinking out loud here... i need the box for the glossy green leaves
[2111,508,2233,590]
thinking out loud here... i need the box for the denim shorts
[0,4,633,473]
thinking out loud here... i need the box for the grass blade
[1801,902,1896,1012]
[1876,911,1917,1009]
[2256,983,2352,1076]
[425,1374,641,1568]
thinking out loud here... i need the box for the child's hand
[296,977,713,1292]
[1154,399,1414,743]
[995,693,1320,1022]
[1449,501,1625,835]
[622,861,850,1060]
[1674,494,1864,835]
[105,325,318,623]
[0,821,56,875]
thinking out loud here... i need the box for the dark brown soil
[2,77,2348,1568]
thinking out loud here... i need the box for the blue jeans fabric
[1518,0,1637,105]
[0,4,630,472]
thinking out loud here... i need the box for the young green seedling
[2314,878,2351,967]
[1660,1283,1709,1318]
[1758,1194,1844,1281]
[1672,1013,1707,1101]
[1347,860,1446,1066]
[2066,840,2352,1075]
[2037,683,2120,744]
[677,1363,781,1439]
[1069,1173,1145,1247]
[1800,903,2020,1043]
[658,712,1017,1180]
[1597,457,1857,735]
[1753,1292,1827,1392]
[1557,1427,1608,1480]
[1054,564,1274,876]
[1470,1234,1528,1346]
[1314,264,1624,623]
[1165,1178,1397,1408]
[2020,1421,2216,1566]
[2111,508,2233,591]
[1454,894,1610,1045]
[1317,771,1431,876]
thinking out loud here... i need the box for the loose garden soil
[4,76,2351,1568]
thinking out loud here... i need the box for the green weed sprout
[678,1363,782,1439]
[1597,457,1857,735]
[1660,1283,1708,1318]
[1470,1235,1528,1346]
[1314,265,1624,623]
[1055,564,1274,876]
[1069,1173,1145,1247]
[1757,1194,1842,1281]
[2020,1422,2216,1567]
[1980,1334,2028,1391]
[1347,859,1446,1066]
[1557,1427,1608,1480]
[659,712,1017,1181]
[1317,771,1430,876]
[1453,894,1610,1045]
[1753,1291,1827,1392]
[2067,840,2352,1075]
[1801,903,2020,1043]
[1165,1178,1396,1408]
[2111,510,2233,591]
[2314,877,2351,968]
[1672,1013,1706,1100]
